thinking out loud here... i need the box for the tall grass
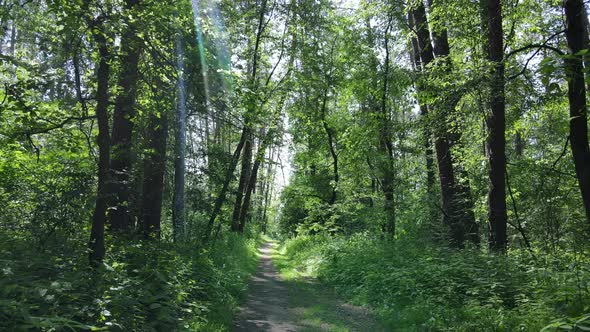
[278,234,590,331]
[0,232,261,331]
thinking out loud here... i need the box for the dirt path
[232,242,385,332]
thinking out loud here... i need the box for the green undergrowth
[276,234,590,331]
[0,232,261,331]
[271,243,387,331]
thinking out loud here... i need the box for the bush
[0,232,260,331]
[278,234,590,331]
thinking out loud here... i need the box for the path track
[232,242,385,332]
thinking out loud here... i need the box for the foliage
[0,232,260,331]
[278,234,590,331]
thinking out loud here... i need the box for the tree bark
[486,0,508,251]
[261,146,276,234]
[238,129,273,232]
[231,0,268,232]
[173,34,187,242]
[320,92,339,205]
[565,0,590,225]
[204,128,248,241]
[379,13,395,239]
[409,12,436,210]
[231,128,252,231]
[428,0,480,246]
[140,103,168,239]
[412,1,478,247]
[108,0,143,232]
[88,23,111,266]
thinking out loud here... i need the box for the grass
[274,233,590,331]
[269,239,387,331]
[0,231,263,331]
[185,233,263,331]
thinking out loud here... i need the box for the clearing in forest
[232,242,386,332]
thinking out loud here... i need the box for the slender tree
[411,2,475,247]
[140,85,168,239]
[564,0,590,226]
[485,0,508,251]
[379,12,396,238]
[108,0,143,232]
[320,91,339,206]
[231,0,268,232]
[173,33,187,242]
[88,11,111,266]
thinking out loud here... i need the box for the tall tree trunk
[409,13,436,213]
[427,0,479,246]
[320,92,339,205]
[140,101,168,239]
[9,18,16,56]
[231,129,252,231]
[412,3,455,241]
[412,2,478,247]
[565,0,590,225]
[239,87,289,232]
[261,146,276,234]
[486,0,508,251]
[231,0,268,231]
[108,0,143,232]
[88,25,111,266]
[173,34,187,242]
[238,128,273,232]
[204,129,248,241]
[380,14,395,239]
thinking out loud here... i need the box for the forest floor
[232,241,386,332]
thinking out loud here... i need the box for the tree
[88,6,112,265]
[411,1,477,247]
[173,33,187,242]
[378,11,396,238]
[485,0,508,251]
[231,0,268,232]
[108,0,144,232]
[140,81,169,239]
[564,0,590,226]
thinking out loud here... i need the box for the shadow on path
[232,242,386,332]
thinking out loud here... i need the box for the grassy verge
[276,234,590,331]
[271,240,387,332]
[0,232,262,331]
[192,233,263,331]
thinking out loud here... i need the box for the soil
[232,242,386,332]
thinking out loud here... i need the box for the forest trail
[232,242,386,332]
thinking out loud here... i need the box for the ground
[232,242,386,332]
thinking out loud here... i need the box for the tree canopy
[1,0,590,330]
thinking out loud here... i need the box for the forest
[1,0,590,330]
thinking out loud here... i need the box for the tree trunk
[231,128,252,231]
[409,13,436,211]
[380,14,395,239]
[204,128,249,241]
[108,0,143,232]
[412,3,461,246]
[88,27,111,266]
[261,146,276,234]
[9,18,16,56]
[428,0,479,246]
[320,92,339,205]
[140,103,168,239]
[239,86,288,232]
[173,34,187,242]
[486,0,508,251]
[565,0,590,225]
[413,1,479,247]
[238,129,272,232]
[230,0,268,232]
